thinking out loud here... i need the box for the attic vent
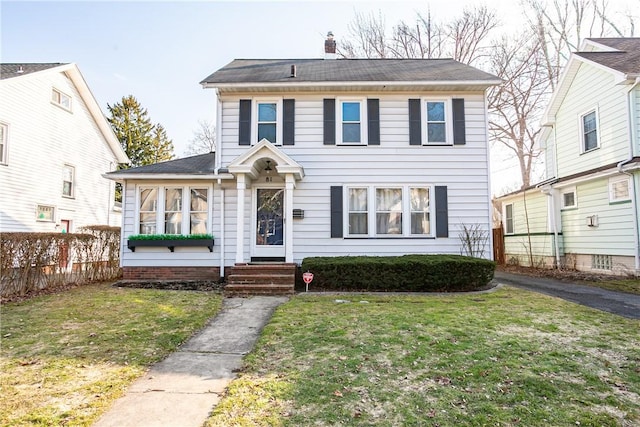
[291,65,296,78]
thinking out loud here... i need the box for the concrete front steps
[224,263,296,296]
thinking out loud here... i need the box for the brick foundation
[122,266,220,281]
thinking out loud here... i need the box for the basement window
[592,254,612,270]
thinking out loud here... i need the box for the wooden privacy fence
[493,226,505,265]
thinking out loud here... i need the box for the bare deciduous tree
[488,32,551,189]
[185,120,216,156]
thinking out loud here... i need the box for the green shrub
[127,233,213,241]
[300,254,496,292]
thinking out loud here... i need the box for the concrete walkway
[494,270,640,320]
[94,296,288,427]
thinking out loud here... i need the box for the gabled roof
[1,63,67,79]
[575,38,640,77]
[201,58,501,92]
[105,153,222,180]
[0,62,129,163]
[541,38,640,126]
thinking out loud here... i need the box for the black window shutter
[239,99,251,146]
[324,99,336,145]
[283,99,295,145]
[435,186,449,238]
[452,98,466,145]
[409,99,421,145]
[330,186,343,238]
[367,99,380,145]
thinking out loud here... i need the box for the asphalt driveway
[494,271,640,320]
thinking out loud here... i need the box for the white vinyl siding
[214,92,492,263]
[561,178,635,256]
[0,67,123,231]
[554,65,629,177]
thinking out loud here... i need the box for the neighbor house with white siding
[107,34,500,292]
[0,63,129,233]
[497,38,640,275]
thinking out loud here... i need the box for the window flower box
[127,234,214,252]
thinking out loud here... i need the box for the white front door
[252,187,285,258]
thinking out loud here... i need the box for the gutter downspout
[218,180,225,279]
[214,88,222,173]
[617,77,640,272]
[548,188,561,268]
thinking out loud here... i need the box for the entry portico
[227,139,304,264]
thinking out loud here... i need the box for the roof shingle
[1,63,67,80]
[576,38,640,76]
[107,153,216,176]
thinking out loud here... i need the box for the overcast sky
[1,0,635,195]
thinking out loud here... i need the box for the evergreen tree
[107,95,174,167]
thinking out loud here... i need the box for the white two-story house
[0,63,129,233]
[497,38,640,275]
[107,35,500,291]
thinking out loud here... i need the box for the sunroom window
[139,188,158,234]
[138,186,210,235]
[164,188,183,234]
[190,188,208,234]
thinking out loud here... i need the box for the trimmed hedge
[300,254,496,292]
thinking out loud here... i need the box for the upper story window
[338,99,367,145]
[138,186,210,235]
[504,203,514,234]
[609,176,631,203]
[425,101,449,144]
[581,109,598,152]
[0,122,7,165]
[257,102,277,143]
[62,164,75,198]
[561,187,577,209]
[52,88,72,111]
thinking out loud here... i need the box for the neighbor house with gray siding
[107,34,500,292]
[0,63,129,233]
[497,38,640,275]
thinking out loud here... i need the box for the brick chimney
[324,31,336,59]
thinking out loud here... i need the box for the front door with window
[252,188,285,259]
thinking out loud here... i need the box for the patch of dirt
[496,265,628,283]
[0,282,86,304]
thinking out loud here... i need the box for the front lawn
[207,287,640,426]
[0,283,222,426]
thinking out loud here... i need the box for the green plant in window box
[128,233,213,241]
[127,234,214,252]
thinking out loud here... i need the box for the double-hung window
[505,203,514,234]
[139,188,158,234]
[609,176,631,203]
[581,109,598,152]
[426,101,447,143]
[190,188,208,234]
[348,188,368,235]
[0,122,7,164]
[62,164,75,197]
[37,205,55,222]
[164,188,183,234]
[253,99,282,145]
[52,88,72,111]
[410,187,430,234]
[338,99,367,144]
[138,186,210,235]
[376,188,402,235]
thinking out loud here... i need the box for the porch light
[265,160,273,174]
